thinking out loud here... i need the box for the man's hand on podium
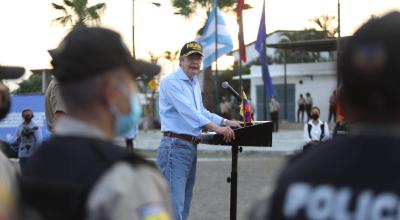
[215,126,235,143]
[226,120,242,128]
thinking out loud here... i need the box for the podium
[199,121,273,220]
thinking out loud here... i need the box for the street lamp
[132,0,161,59]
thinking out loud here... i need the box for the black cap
[50,26,160,83]
[0,66,25,79]
[339,11,400,112]
[180,41,203,57]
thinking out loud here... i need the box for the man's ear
[101,77,117,107]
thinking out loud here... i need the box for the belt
[163,132,200,144]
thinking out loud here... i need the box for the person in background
[45,49,67,133]
[328,90,337,123]
[302,106,330,151]
[219,96,232,119]
[297,94,306,123]
[125,120,139,153]
[45,77,66,133]
[305,92,313,120]
[269,96,280,132]
[0,65,25,220]
[11,108,42,174]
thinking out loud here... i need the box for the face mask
[24,115,32,123]
[311,114,319,120]
[110,85,142,136]
[115,95,142,136]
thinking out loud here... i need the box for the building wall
[249,63,337,122]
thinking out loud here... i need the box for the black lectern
[199,121,273,220]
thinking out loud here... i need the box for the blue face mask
[115,95,142,136]
[111,88,142,136]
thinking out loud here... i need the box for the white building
[240,62,336,122]
[230,31,345,122]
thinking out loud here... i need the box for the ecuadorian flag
[240,91,252,126]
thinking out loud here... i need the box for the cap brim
[0,66,25,79]
[131,60,161,80]
[182,51,203,57]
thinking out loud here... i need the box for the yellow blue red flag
[240,91,252,125]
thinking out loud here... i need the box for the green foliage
[310,14,337,38]
[51,0,106,27]
[13,74,42,94]
[272,30,331,64]
[172,0,250,18]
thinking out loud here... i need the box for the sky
[0,0,399,84]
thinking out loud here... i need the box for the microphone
[221,81,242,102]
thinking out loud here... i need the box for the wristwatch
[222,119,228,126]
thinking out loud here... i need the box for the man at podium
[157,41,241,220]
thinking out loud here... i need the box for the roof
[267,36,351,52]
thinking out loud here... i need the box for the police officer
[0,65,25,220]
[247,12,400,220]
[20,26,172,220]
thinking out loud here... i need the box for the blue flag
[197,0,233,69]
[255,0,275,97]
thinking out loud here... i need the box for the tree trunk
[203,66,215,112]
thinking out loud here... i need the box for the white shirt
[304,120,330,143]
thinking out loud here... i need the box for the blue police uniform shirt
[159,68,223,137]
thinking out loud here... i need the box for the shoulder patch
[139,203,170,220]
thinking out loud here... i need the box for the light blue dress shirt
[159,68,223,136]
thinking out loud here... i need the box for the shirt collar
[176,68,197,83]
[308,120,323,126]
[53,116,108,140]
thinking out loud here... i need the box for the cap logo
[186,42,202,51]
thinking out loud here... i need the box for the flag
[197,0,233,69]
[237,0,246,62]
[240,91,252,125]
[255,0,274,97]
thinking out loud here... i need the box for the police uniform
[250,130,400,220]
[21,117,172,220]
[45,78,66,132]
[0,150,17,220]
[20,26,171,220]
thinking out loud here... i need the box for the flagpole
[214,1,220,113]
[238,1,244,97]
[261,0,267,121]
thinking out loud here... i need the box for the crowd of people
[0,11,399,220]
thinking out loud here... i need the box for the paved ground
[122,124,307,220]
[190,155,286,220]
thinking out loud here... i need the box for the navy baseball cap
[50,26,160,83]
[180,41,203,57]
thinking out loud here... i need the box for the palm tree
[310,14,337,38]
[51,0,106,27]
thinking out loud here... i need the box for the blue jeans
[157,137,197,220]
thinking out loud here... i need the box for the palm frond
[91,3,106,10]
[87,8,100,21]
[51,3,66,10]
[63,0,74,7]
